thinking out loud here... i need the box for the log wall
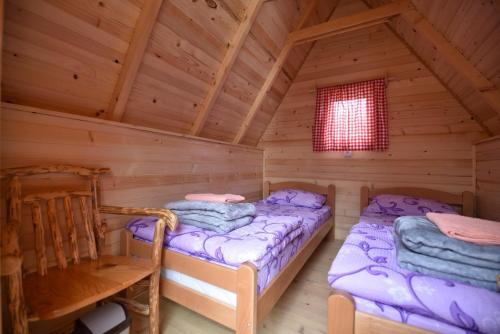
[1,103,263,271]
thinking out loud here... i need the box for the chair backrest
[3,165,110,276]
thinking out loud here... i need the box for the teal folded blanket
[165,200,256,220]
[165,200,256,233]
[176,214,254,233]
[394,216,500,291]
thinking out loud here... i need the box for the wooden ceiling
[365,0,500,135]
[3,0,500,146]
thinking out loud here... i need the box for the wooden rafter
[106,0,164,122]
[384,21,493,136]
[357,0,492,135]
[189,0,264,136]
[232,0,320,144]
[290,0,410,45]
[294,0,321,29]
[233,0,409,144]
[400,7,500,118]
[232,40,292,144]
[255,0,341,145]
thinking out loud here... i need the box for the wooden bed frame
[124,181,335,333]
[328,186,475,334]
[360,186,475,217]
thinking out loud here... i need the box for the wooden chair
[0,165,178,334]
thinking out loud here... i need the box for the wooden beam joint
[189,0,265,136]
[106,0,164,122]
[290,0,410,45]
[399,5,500,118]
[233,0,408,144]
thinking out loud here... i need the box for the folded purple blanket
[328,219,500,333]
[128,214,304,270]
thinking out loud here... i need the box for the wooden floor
[131,239,343,333]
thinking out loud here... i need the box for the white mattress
[161,268,237,307]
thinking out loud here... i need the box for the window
[313,78,388,152]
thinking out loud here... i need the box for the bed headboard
[263,181,335,210]
[360,186,475,217]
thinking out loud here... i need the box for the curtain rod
[308,75,394,93]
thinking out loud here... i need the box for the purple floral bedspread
[128,202,331,293]
[254,201,331,240]
[328,217,500,334]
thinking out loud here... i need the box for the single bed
[327,186,500,334]
[123,181,335,334]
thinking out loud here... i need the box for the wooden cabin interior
[1,0,499,333]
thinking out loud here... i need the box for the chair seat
[23,255,156,321]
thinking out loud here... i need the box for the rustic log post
[149,218,166,333]
[5,177,29,333]
[31,201,48,275]
[99,206,178,232]
[63,196,80,264]
[79,196,98,260]
[7,272,29,334]
[47,198,68,269]
[91,175,106,255]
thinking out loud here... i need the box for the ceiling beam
[233,0,410,144]
[384,22,493,136]
[232,0,320,144]
[106,0,164,122]
[358,0,492,135]
[233,41,293,144]
[189,0,264,136]
[255,0,341,145]
[289,0,410,45]
[400,7,500,117]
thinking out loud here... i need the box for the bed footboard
[328,290,355,334]
[328,290,433,334]
[122,229,259,333]
[123,218,333,333]
[236,263,257,334]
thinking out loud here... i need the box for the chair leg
[148,270,161,334]
[8,271,29,334]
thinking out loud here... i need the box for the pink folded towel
[426,212,500,246]
[185,193,245,203]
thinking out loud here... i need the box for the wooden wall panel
[3,0,498,143]
[199,0,300,142]
[1,103,263,272]
[122,0,237,134]
[0,0,341,144]
[474,136,500,221]
[2,0,142,117]
[238,1,337,146]
[367,0,500,135]
[123,0,306,139]
[410,0,500,88]
[260,21,487,239]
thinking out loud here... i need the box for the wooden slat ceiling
[2,0,499,146]
[3,0,143,117]
[365,0,500,135]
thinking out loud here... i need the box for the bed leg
[236,262,257,334]
[328,290,355,334]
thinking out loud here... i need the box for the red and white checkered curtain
[313,78,388,152]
